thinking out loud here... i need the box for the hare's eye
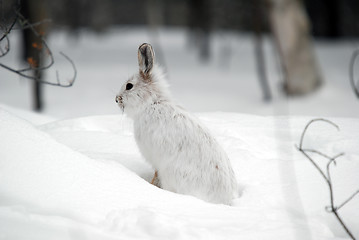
[126,83,133,90]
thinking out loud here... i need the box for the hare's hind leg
[150,171,157,184]
[151,171,161,188]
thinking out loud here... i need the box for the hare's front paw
[150,171,161,188]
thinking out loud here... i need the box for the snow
[1,27,359,239]
[0,107,358,239]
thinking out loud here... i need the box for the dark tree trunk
[252,0,271,101]
[20,0,47,111]
[33,69,42,110]
[188,0,211,61]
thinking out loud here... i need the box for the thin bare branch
[55,52,77,87]
[301,148,344,165]
[337,190,359,211]
[296,146,329,183]
[298,118,339,150]
[13,8,55,72]
[349,48,359,98]
[15,18,52,30]
[0,5,77,87]
[0,34,9,57]
[297,119,357,240]
[0,14,17,57]
[0,13,17,42]
[333,211,356,240]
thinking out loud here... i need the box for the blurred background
[1,0,359,119]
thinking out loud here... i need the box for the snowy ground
[0,27,359,239]
[1,108,358,240]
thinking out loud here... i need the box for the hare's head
[116,43,169,117]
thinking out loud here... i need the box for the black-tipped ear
[138,43,155,74]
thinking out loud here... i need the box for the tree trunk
[146,0,167,68]
[21,0,48,111]
[252,0,271,101]
[268,0,322,95]
[187,0,211,61]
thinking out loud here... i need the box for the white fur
[116,44,238,205]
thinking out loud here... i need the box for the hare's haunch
[116,43,238,204]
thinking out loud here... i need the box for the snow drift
[0,107,358,239]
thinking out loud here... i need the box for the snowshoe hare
[116,43,238,204]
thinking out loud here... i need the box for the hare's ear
[138,43,155,75]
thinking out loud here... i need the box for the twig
[15,18,52,30]
[298,118,339,150]
[0,13,17,42]
[337,190,359,211]
[0,3,77,87]
[0,13,17,57]
[56,51,77,87]
[300,148,344,166]
[0,34,9,57]
[350,48,359,98]
[297,118,357,240]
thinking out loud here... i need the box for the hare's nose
[115,96,122,103]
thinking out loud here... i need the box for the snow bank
[1,107,358,239]
[0,103,55,125]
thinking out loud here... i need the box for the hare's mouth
[115,95,125,112]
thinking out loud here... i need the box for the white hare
[116,43,238,204]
